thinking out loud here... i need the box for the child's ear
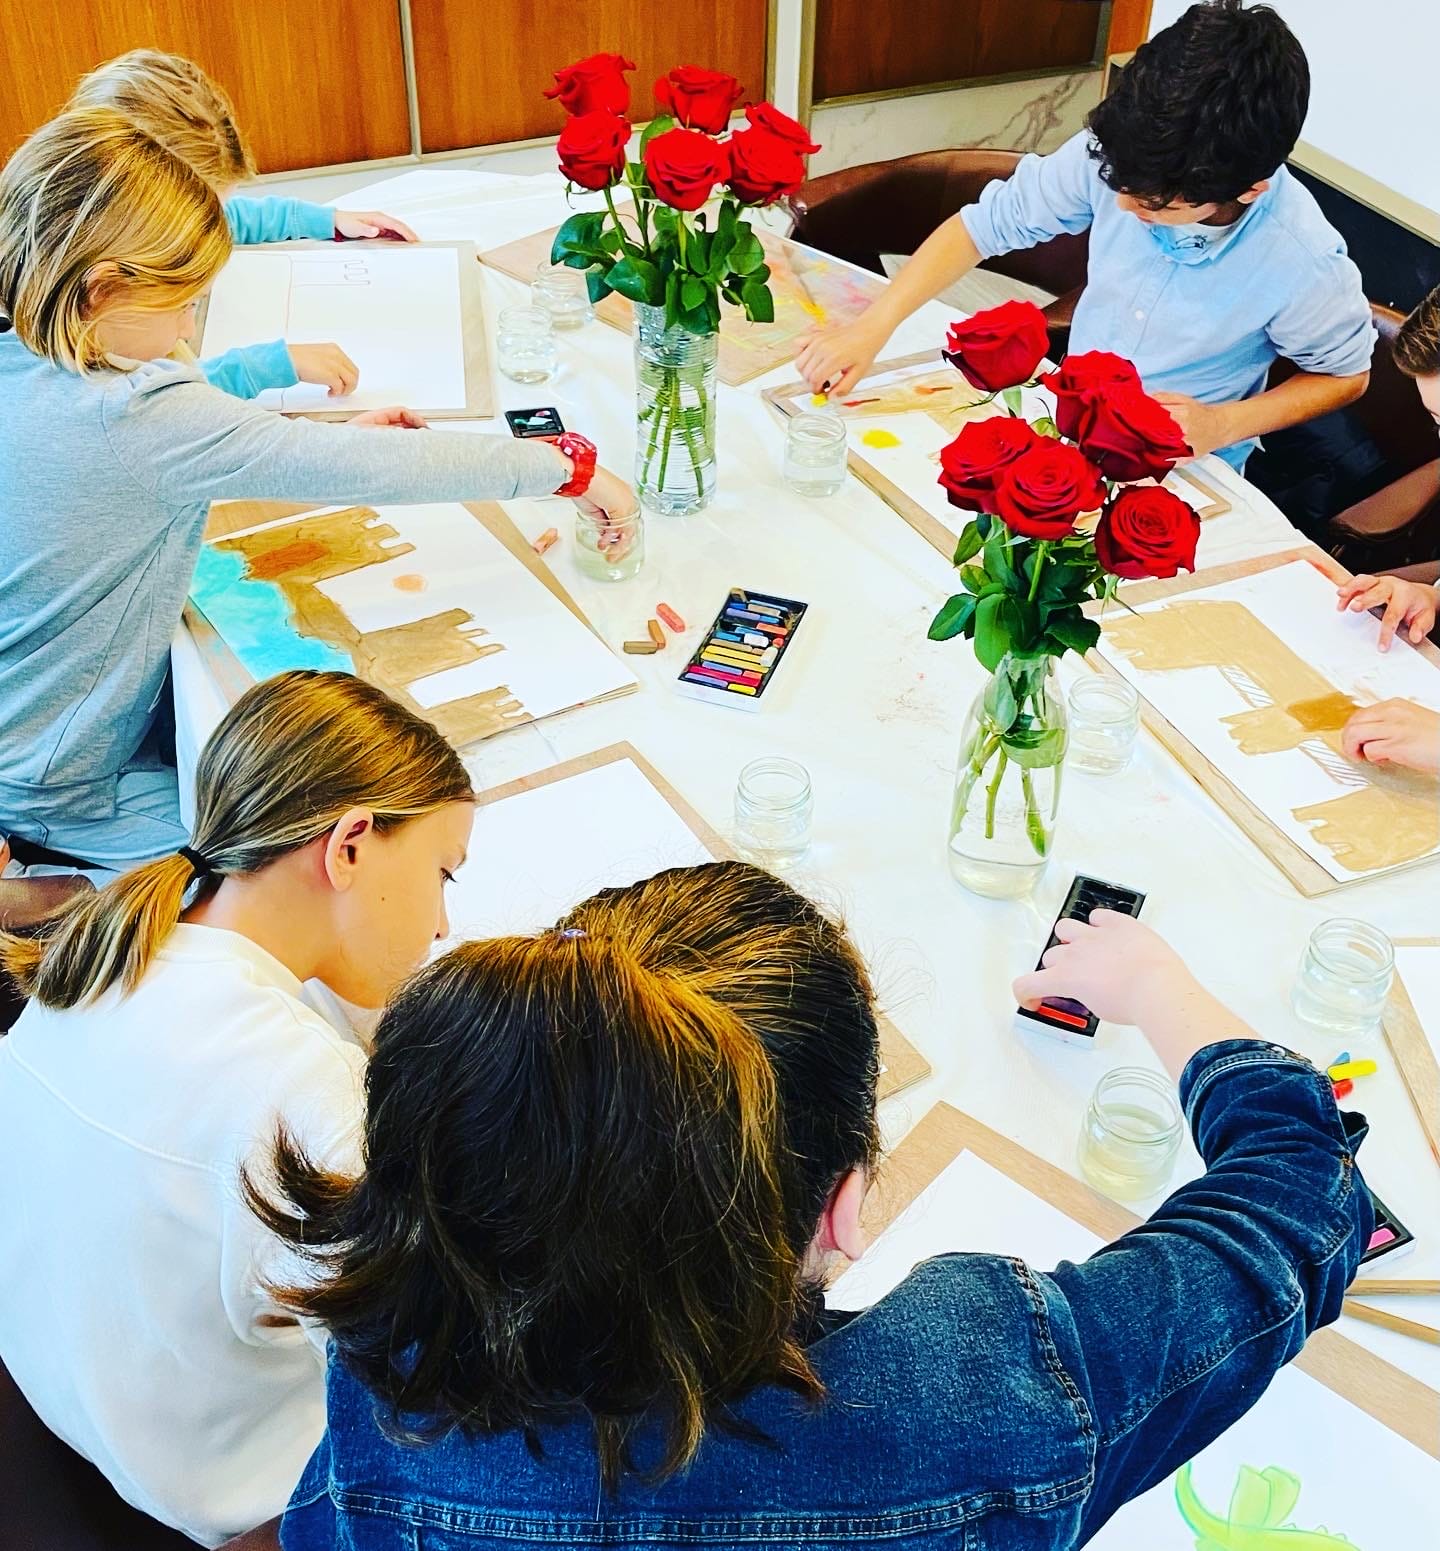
[321,806,375,892]
[1238,180,1271,206]
[81,261,125,317]
[814,1168,869,1264]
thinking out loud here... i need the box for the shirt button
[1134,310,1145,321]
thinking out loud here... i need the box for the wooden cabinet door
[0,0,410,172]
[814,0,1101,102]
[410,0,770,153]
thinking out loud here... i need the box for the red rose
[937,417,1042,514]
[943,300,1050,393]
[1078,381,1191,483]
[557,111,630,191]
[726,128,807,205]
[654,66,744,134]
[993,442,1108,539]
[744,102,820,155]
[643,127,729,211]
[543,53,635,117]
[1094,485,1200,579]
[1039,350,1140,440]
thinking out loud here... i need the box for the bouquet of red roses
[544,54,817,330]
[927,301,1200,873]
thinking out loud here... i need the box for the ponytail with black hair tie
[178,845,213,880]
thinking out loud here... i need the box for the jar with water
[1291,918,1394,1039]
[734,758,813,869]
[1078,1067,1183,1203]
[532,262,594,330]
[496,304,558,384]
[783,411,848,497]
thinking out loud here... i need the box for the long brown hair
[1,670,472,1008]
[248,861,881,1485]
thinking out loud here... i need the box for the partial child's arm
[796,132,1098,395]
[224,197,334,245]
[1154,367,1369,461]
[200,340,299,400]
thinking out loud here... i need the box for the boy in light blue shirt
[69,48,418,402]
[798,1,1375,473]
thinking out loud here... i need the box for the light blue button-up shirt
[961,132,1376,469]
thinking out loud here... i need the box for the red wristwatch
[550,432,597,498]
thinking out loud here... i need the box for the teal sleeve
[199,339,299,400]
[224,196,335,245]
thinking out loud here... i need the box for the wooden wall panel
[814,0,1101,102]
[411,0,770,153]
[0,0,410,172]
[1106,0,1155,55]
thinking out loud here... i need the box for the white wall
[1148,1,1438,217]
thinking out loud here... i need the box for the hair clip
[557,926,586,940]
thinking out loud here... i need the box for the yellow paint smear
[861,429,902,449]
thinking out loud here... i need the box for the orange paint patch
[392,573,428,593]
[249,538,329,581]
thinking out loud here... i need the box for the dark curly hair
[1087,1,1309,207]
[246,860,881,1488]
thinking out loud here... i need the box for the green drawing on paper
[1174,1462,1359,1549]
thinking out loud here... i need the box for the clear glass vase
[633,302,717,516]
[947,652,1068,898]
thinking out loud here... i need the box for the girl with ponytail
[0,669,473,1548]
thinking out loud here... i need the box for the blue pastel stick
[713,629,745,643]
[724,607,765,623]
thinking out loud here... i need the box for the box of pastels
[676,587,809,711]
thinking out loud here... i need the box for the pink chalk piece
[1367,1226,1397,1251]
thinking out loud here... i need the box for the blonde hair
[70,49,256,187]
[0,107,231,372]
[1,671,474,1009]
[1394,285,1440,379]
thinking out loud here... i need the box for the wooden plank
[193,241,494,421]
[0,0,409,171]
[1081,547,1440,897]
[1105,0,1155,57]
[470,743,931,1103]
[1387,938,1440,1167]
[813,0,1100,102]
[410,0,768,152]
[866,1103,1440,1458]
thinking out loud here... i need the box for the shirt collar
[160,922,306,1001]
[1146,188,1271,266]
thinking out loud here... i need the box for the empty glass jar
[734,758,814,869]
[1067,675,1141,774]
[532,262,594,330]
[783,411,849,497]
[1291,918,1394,1039]
[496,304,558,384]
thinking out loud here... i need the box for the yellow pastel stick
[811,392,828,407]
[1327,1058,1377,1081]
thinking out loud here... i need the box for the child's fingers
[1378,593,1406,649]
[1337,574,1380,608]
[377,214,419,242]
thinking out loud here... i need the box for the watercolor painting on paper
[189,502,636,748]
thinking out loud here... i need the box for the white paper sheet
[1093,559,1440,881]
[830,1150,1439,1546]
[1396,945,1440,1068]
[200,246,469,412]
[445,758,713,945]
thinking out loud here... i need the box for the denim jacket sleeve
[1036,1039,1372,1542]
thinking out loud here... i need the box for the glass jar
[496,304,558,384]
[532,262,594,330]
[1291,918,1394,1038]
[1078,1067,1183,1203]
[634,302,718,516]
[947,653,1068,898]
[573,507,644,582]
[1067,675,1141,774]
[734,757,813,869]
[783,411,848,497]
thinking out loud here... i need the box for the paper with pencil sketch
[198,246,468,412]
[1093,558,1440,882]
[829,1149,1438,1546]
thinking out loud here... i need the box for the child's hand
[796,316,889,396]
[571,465,637,522]
[1341,700,1440,775]
[1336,572,1438,650]
[1013,910,1196,1029]
[333,210,419,242]
[289,342,359,397]
[1149,392,1229,459]
[351,406,428,428]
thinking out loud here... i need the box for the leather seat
[787,149,1090,352]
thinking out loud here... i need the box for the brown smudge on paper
[1103,599,1440,876]
[212,506,532,747]
[834,369,999,438]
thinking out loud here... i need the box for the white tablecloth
[172,171,1439,1389]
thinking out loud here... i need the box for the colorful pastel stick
[656,602,685,632]
[1328,1059,1377,1081]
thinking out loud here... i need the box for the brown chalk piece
[646,618,665,649]
[531,527,558,555]
[623,640,660,655]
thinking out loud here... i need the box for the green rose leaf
[607,255,664,306]
[928,593,977,641]
[740,279,775,323]
[551,211,607,268]
[585,269,614,304]
[681,276,708,312]
[1004,725,1068,769]
[984,673,1018,733]
[729,229,766,275]
[1031,414,1061,439]
[958,564,988,595]
[1001,385,1025,416]
[640,114,676,151]
[1045,611,1102,655]
[975,593,1022,672]
[952,521,985,567]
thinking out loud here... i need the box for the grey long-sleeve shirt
[0,333,564,825]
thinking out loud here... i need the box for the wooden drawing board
[481,226,886,387]
[195,239,494,420]
[1082,547,1440,896]
[764,352,1231,562]
[469,744,930,1103]
[859,1103,1438,1458]
[1387,938,1440,1166]
[184,499,635,748]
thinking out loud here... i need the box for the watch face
[505,407,566,438]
